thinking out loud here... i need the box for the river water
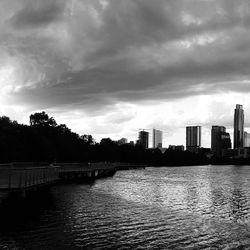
[1,165,250,249]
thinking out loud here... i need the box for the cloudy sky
[1,0,250,147]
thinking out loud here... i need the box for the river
[1,165,250,249]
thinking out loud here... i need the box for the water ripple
[1,165,250,249]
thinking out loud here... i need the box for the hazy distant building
[129,141,135,146]
[234,104,244,149]
[169,145,184,151]
[138,131,149,149]
[159,148,168,153]
[244,132,250,147]
[211,126,231,157]
[222,148,237,158]
[153,129,163,148]
[117,138,128,145]
[236,147,250,159]
[186,126,201,152]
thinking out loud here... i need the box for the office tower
[138,130,149,148]
[211,126,225,156]
[186,126,201,153]
[153,129,163,148]
[211,126,232,157]
[234,104,244,149]
[244,132,250,147]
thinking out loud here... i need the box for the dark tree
[0,112,211,165]
[81,134,94,145]
[30,111,57,127]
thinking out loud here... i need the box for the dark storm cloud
[10,0,66,29]
[2,0,250,112]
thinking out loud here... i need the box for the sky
[1,0,250,147]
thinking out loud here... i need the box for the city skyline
[136,104,248,150]
[1,1,250,148]
[2,2,250,249]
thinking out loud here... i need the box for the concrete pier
[0,163,59,191]
[57,162,116,182]
[0,162,146,198]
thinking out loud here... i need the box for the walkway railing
[56,162,117,173]
[0,163,59,190]
[0,162,147,192]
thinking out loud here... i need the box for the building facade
[244,132,250,147]
[234,104,244,149]
[138,131,149,149]
[153,129,163,148]
[211,126,231,157]
[117,138,128,145]
[186,126,201,152]
[168,145,184,151]
[236,147,250,159]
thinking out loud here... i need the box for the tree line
[0,112,208,165]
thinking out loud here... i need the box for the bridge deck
[57,162,116,172]
[0,162,147,192]
[0,164,59,191]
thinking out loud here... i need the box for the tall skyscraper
[153,129,163,148]
[234,104,244,149]
[211,126,231,157]
[138,130,149,149]
[186,126,201,152]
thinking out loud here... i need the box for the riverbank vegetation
[0,112,212,165]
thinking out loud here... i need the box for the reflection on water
[1,165,250,249]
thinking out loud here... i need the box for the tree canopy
[30,111,57,127]
[0,111,212,165]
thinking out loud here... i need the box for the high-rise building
[244,132,250,147]
[186,126,201,152]
[138,131,149,149]
[153,129,163,148]
[234,104,244,149]
[211,126,231,157]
